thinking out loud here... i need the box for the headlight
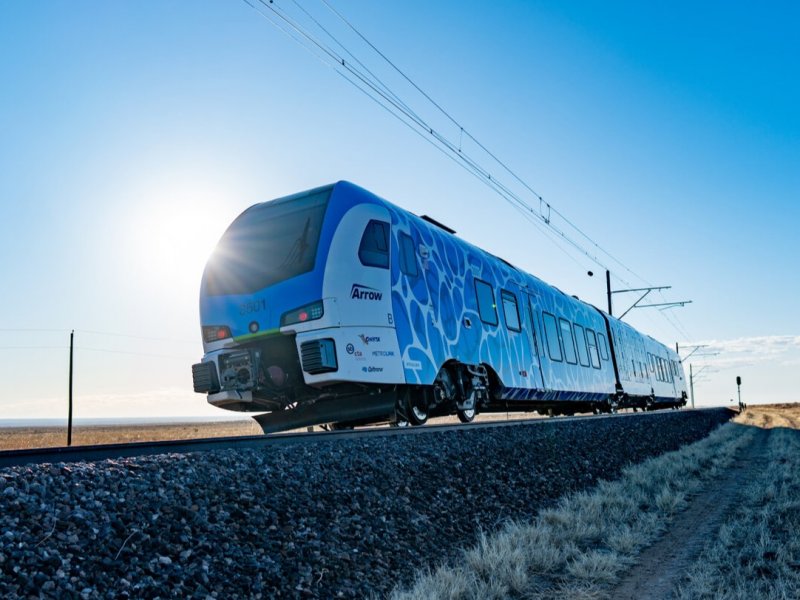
[281,300,324,327]
[202,325,232,343]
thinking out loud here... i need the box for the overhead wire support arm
[639,301,693,309]
[608,283,691,320]
[678,344,708,361]
[611,285,672,295]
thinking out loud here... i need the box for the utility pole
[68,330,74,446]
[689,363,695,409]
[606,269,612,316]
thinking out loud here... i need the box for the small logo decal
[362,366,384,373]
[346,343,355,355]
[359,334,381,345]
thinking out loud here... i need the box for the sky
[0,1,798,419]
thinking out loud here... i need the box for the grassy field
[736,402,800,429]
[0,420,263,451]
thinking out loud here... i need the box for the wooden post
[68,330,74,446]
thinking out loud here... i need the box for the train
[191,181,687,431]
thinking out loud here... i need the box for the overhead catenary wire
[319,0,646,286]
[240,0,694,342]
[246,0,610,272]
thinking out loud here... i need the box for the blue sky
[0,1,798,418]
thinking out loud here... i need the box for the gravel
[0,409,732,599]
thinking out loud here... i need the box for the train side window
[398,232,419,277]
[474,279,498,326]
[542,312,563,362]
[597,333,609,360]
[501,290,521,332]
[574,324,590,367]
[586,329,601,369]
[559,318,578,364]
[358,220,389,269]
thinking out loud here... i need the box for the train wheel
[457,406,476,423]
[407,391,429,426]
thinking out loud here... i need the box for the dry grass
[735,402,800,430]
[391,421,753,600]
[0,420,263,451]
[674,426,800,599]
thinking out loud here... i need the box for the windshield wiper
[282,217,311,267]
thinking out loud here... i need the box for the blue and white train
[192,182,687,430]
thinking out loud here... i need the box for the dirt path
[609,426,771,600]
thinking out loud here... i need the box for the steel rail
[0,408,721,469]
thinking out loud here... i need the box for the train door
[320,202,404,384]
[526,294,546,390]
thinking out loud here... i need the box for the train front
[190,182,404,422]
[191,184,338,412]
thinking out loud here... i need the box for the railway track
[0,408,706,469]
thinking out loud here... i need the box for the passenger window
[574,324,590,367]
[474,279,498,326]
[542,312,563,362]
[358,220,389,269]
[586,329,601,369]
[598,333,609,360]
[559,318,578,364]
[398,232,419,277]
[501,290,521,332]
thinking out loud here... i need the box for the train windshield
[202,188,332,296]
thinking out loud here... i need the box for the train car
[191,181,687,430]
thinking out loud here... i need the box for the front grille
[192,361,220,394]
[300,339,338,374]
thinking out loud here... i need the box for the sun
[129,185,233,291]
